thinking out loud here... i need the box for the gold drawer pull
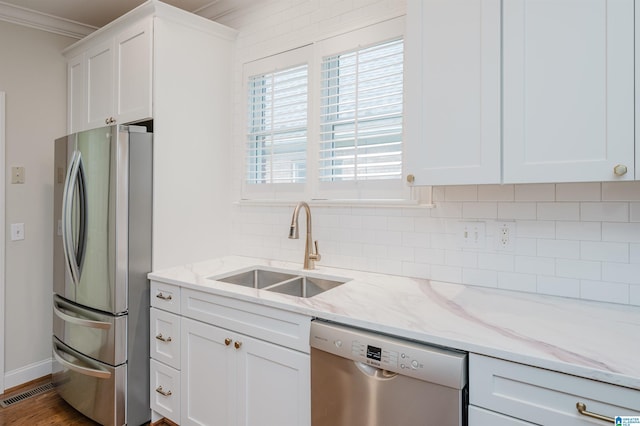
[156,292,172,301]
[155,386,172,397]
[576,402,614,423]
[155,333,172,343]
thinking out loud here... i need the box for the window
[242,17,406,201]
[319,39,404,183]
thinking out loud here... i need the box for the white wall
[219,0,640,307]
[0,21,74,386]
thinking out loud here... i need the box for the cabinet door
[115,18,152,125]
[503,0,634,183]
[181,318,236,426]
[404,0,501,185]
[85,40,114,130]
[68,54,85,133]
[237,335,310,426]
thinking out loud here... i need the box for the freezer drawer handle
[155,386,172,397]
[155,334,172,343]
[53,304,111,330]
[155,292,172,301]
[576,402,614,423]
[53,344,111,379]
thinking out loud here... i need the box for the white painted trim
[0,1,95,39]
[4,358,52,390]
[0,91,5,392]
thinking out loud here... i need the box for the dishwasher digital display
[366,345,382,361]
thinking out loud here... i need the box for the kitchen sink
[210,267,349,298]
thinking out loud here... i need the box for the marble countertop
[148,256,640,390]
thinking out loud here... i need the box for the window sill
[234,198,435,209]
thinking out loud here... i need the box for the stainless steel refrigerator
[52,124,152,426]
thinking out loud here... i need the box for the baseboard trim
[4,358,52,391]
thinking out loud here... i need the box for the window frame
[240,17,408,202]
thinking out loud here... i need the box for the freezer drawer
[52,337,126,426]
[53,295,126,366]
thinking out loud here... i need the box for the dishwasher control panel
[310,320,467,388]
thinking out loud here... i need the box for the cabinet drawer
[150,308,181,369]
[150,359,180,424]
[470,354,640,425]
[151,281,180,314]
[181,288,311,353]
[469,406,534,425]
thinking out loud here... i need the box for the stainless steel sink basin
[210,267,349,298]
[215,268,298,289]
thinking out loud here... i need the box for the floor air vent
[0,382,54,408]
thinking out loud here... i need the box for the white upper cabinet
[68,17,153,132]
[405,0,501,185]
[503,0,635,183]
[406,0,636,185]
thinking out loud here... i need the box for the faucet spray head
[288,225,299,239]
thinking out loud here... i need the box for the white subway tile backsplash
[515,184,555,201]
[631,285,640,306]
[515,256,555,275]
[537,202,580,221]
[580,280,629,304]
[228,0,639,305]
[498,202,537,220]
[462,268,498,288]
[444,185,477,201]
[631,203,640,222]
[537,239,580,259]
[478,185,515,201]
[580,241,629,263]
[536,276,580,298]
[602,262,640,285]
[497,272,537,292]
[556,222,601,241]
[463,202,498,219]
[555,183,601,201]
[555,259,601,280]
[602,223,640,243]
[580,202,629,222]
[602,182,640,201]
[478,253,515,272]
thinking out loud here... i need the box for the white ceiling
[0,0,252,29]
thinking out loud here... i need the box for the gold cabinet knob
[613,164,628,176]
[234,341,242,349]
[224,338,232,346]
[406,174,415,184]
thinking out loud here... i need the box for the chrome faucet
[288,201,321,270]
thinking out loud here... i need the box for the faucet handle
[310,240,321,261]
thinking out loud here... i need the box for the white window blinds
[319,38,404,182]
[246,64,308,185]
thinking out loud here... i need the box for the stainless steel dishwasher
[310,320,468,426]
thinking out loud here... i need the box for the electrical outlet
[11,166,25,184]
[496,222,516,252]
[460,221,485,248]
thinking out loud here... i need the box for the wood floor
[0,376,99,425]
[0,376,173,426]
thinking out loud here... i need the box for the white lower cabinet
[151,359,181,422]
[469,354,640,425]
[181,317,310,426]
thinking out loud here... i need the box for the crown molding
[0,1,96,39]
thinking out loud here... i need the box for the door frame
[0,91,6,392]
[0,92,6,393]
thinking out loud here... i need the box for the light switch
[11,223,25,241]
[11,166,25,184]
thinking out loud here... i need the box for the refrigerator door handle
[61,150,87,286]
[53,303,112,330]
[53,342,112,380]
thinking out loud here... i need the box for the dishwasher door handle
[354,361,398,380]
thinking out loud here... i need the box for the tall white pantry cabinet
[405,0,637,185]
[63,0,238,270]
